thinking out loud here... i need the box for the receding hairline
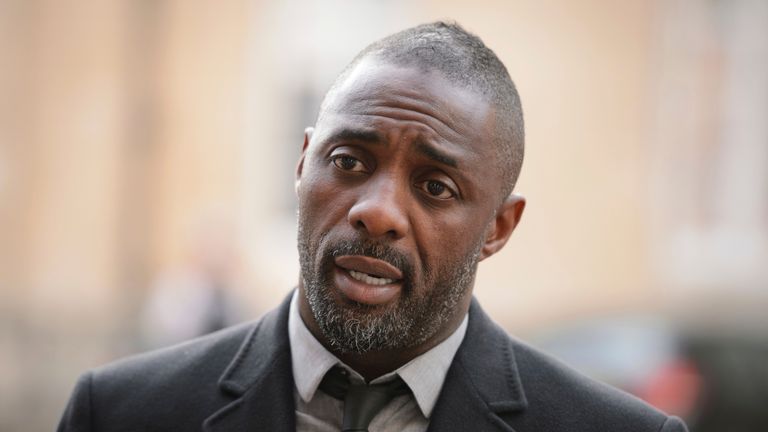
[319,55,489,117]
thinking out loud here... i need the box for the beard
[298,216,482,354]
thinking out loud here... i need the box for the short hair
[320,21,524,198]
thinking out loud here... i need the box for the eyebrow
[415,140,458,168]
[326,128,383,145]
[326,127,459,168]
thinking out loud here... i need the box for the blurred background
[1,0,767,430]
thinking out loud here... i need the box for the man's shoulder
[460,301,686,431]
[59,320,265,432]
[93,319,256,386]
[58,295,297,432]
[506,331,685,431]
[77,320,259,429]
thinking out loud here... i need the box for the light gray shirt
[288,291,468,432]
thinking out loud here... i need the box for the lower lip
[333,266,402,306]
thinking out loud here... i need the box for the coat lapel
[203,292,296,432]
[427,299,528,432]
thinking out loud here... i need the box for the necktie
[319,366,411,432]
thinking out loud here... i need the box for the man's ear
[479,193,526,261]
[295,127,313,194]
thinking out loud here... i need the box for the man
[58,22,688,431]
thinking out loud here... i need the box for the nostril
[347,197,408,240]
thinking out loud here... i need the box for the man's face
[296,58,511,354]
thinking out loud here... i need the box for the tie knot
[318,366,411,432]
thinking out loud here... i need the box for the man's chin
[307,284,417,353]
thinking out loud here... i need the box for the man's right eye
[331,155,366,173]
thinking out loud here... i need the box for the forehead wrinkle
[332,107,467,153]
[345,93,467,141]
[323,111,462,154]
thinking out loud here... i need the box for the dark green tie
[319,366,411,432]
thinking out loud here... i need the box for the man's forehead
[328,59,490,118]
[319,58,496,148]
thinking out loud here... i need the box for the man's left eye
[418,180,455,199]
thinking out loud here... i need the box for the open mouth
[347,269,395,286]
[332,255,404,305]
[334,254,403,282]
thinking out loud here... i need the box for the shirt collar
[288,290,468,418]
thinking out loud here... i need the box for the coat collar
[203,292,296,432]
[203,292,527,432]
[427,298,528,432]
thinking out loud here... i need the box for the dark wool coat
[58,292,687,431]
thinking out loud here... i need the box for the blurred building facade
[1,1,766,430]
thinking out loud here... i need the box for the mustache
[325,238,414,278]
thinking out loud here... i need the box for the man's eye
[332,155,366,172]
[419,180,455,200]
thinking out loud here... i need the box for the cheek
[432,206,486,242]
[412,209,485,273]
[298,172,352,232]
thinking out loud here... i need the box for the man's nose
[347,178,409,240]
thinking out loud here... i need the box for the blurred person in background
[57,22,688,432]
[139,216,245,349]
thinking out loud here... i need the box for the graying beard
[302,247,479,354]
[298,217,481,354]
[304,279,412,353]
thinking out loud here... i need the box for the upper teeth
[349,270,394,286]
